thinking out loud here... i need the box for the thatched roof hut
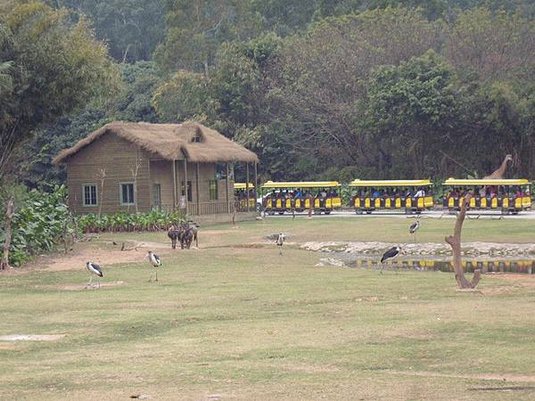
[53,121,259,165]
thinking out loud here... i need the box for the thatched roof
[52,121,259,164]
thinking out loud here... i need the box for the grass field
[1,217,534,400]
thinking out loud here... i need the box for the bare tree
[445,193,481,289]
[96,168,106,218]
[130,152,143,214]
[0,198,14,270]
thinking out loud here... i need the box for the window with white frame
[82,184,98,206]
[120,183,135,205]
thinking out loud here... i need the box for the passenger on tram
[414,187,425,197]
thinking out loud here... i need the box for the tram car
[261,181,342,214]
[349,179,434,214]
[443,178,531,214]
[233,182,256,211]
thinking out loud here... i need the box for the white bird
[146,251,162,282]
[85,261,103,288]
[276,232,285,255]
[380,246,401,273]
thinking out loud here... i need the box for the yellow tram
[233,182,256,210]
[349,179,434,214]
[261,181,342,214]
[443,178,532,214]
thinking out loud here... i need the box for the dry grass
[1,217,534,400]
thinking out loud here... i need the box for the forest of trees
[1,0,534,189]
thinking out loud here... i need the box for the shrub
[0,185,72,266]
[77,209,186,233]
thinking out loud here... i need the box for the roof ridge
[52,121,258,164]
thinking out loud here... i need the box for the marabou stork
[85,261,103,288]
[380,246,401,273]
[147,251,162,282]
[276,232,285,256]
[409,217,420,241]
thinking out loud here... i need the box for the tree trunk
[1,198,14,270]
[445,193,481,288]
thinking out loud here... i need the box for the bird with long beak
[85,261,103,288]
[146,251,162,282]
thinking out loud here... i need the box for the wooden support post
[225,163,230,213]
[246,163,250,212]
[1,198,14,270]
[254,162,259,213]
[183,159,188,215]
[445,193,481,289]
[172,160,177,210]
[196,162,200,215]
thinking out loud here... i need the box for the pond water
[347,258,534,274]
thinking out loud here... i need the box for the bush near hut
[76,209,186,233]
[0,185,73,266]
[0,185,187,266]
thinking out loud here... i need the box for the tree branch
[445,193,481,288]
[1,198,15,270]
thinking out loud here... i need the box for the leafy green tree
[19,108,109,188]
[152,70,213,123]
[46,0,166,62]
[262,8,440,178]
[315,0,534,19]
[209,35,280,129]
[365,50,462,178]
[450,80,534,178]
[0,61,13,94]
[114,61,161,122]
[250,0,320,35]
[445,8,534,82]
[0,0,119,181]
[155,0,262,75]
[20,61,162,188]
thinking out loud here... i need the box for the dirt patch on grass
[0,334,66,341]
[22,239,185,273]
[35,248,148,272]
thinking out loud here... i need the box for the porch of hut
[149,158,259,217]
